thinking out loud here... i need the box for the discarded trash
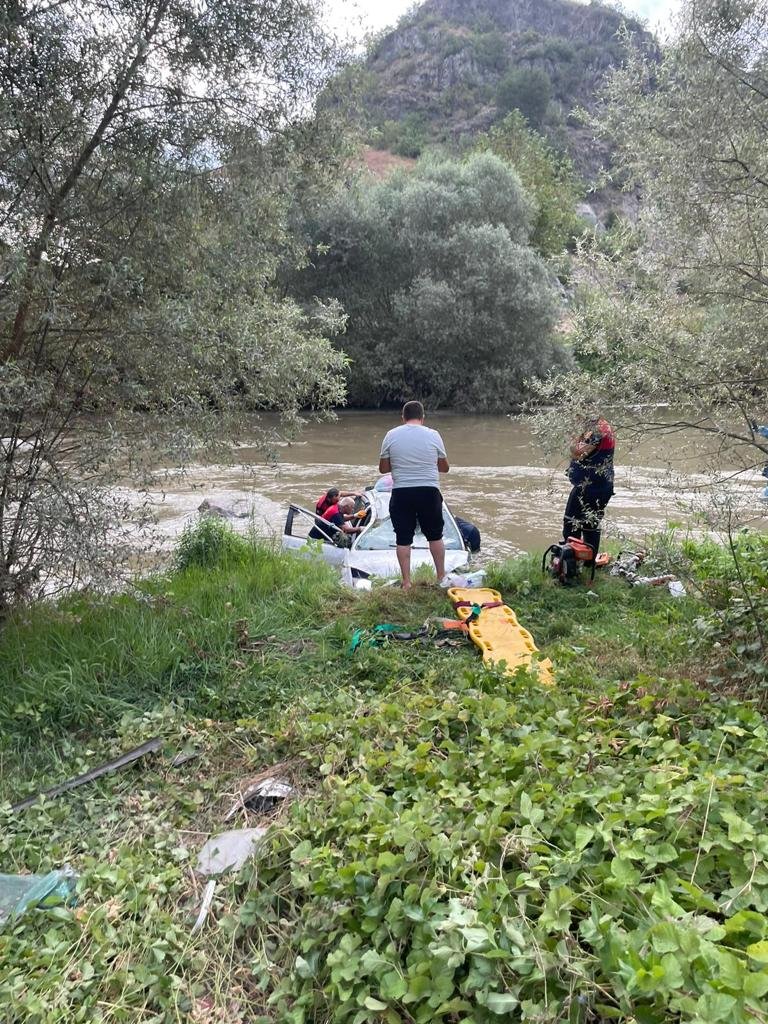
[609,551,646,582]
[223,778,293,821]
[191,827,268,933]
[441,570,486,589]
[349,619,472,653]
[191,878,217,936]
[426,617,469,633]
[197,828,267,876]
[608,549,686,595]
[11,737,163,813]
[0,869,77,924]
[633,574,676,587]
[171,748,201,768]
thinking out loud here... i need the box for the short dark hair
[402,400,424,422]
[326,487,339,501]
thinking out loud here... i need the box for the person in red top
[315,487,360,518]
[563,416,615,563]
[309,497,364,543]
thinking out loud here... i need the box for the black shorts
[389,487,444,546]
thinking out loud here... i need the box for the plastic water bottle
[444,570,486,589]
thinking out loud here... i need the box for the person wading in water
[563,416,615,564]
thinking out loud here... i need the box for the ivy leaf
[574,824,594,850]
[520,791,533,819]
[380,972,407,1000]
[744,971,768,998]
[294,955,315,979]
[720,810,755,844]
[714,949,746,991]
[461,926,494,952]
[651,922,680,954]
[695,991,737,1021]
[610,857,641,887]
[484,992,519,1015]
[725,911,768,938]
[364,996,388,1010]
[746,941,768,964]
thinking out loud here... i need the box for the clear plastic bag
[0,869,77,924]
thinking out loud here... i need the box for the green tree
[471,31,509,73]
[477,111,581,256]
[0,0,349,610]
[529,0,768,657]
[379,113,430,158]
[293,153,566,410]
[496,67,553,128]
[531,0,768,473]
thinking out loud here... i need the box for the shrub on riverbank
[2,526,768,1022]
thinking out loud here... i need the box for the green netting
[0,870,77,924]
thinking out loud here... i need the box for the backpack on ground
[542,537,595,585]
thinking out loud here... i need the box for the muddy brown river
[136,412,767,560]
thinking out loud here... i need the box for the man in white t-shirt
[378,400,449,589]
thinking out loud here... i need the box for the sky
[327,0,682,42]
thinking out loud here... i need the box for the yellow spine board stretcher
[448,587,554,685]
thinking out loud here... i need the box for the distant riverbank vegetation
[287,149,572,411]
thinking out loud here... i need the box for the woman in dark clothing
[563,417,615,561]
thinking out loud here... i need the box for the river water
[135,412,766,560]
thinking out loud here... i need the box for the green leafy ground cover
[1,526,768,1022]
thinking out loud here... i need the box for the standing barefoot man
[378,400,449,590]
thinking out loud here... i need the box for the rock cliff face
[360,0,658,196]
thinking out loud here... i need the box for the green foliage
[0,538,341,746]
[2,538,767,1020]
[682,532,768,691]
[0,0,351,610]
[496,67,553,128]
[438,30,465,60]
[241,659,768,1023]
[378,114,430,159]
[174,517,251,572]
[292,153,567,410]
[535,0,768,481]
[471,32,509,73]
[477,111,581,256]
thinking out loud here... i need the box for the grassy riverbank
[2,524,768,1023]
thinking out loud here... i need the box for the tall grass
[0,523,342,747]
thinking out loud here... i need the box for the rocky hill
[360,0,659,207]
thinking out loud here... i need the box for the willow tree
[293,152,566,410]
[0,0,350,609]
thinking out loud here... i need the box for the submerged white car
[282,478,471,582]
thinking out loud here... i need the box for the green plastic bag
[0,869,77,924]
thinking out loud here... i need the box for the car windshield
[355,512,464,551]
